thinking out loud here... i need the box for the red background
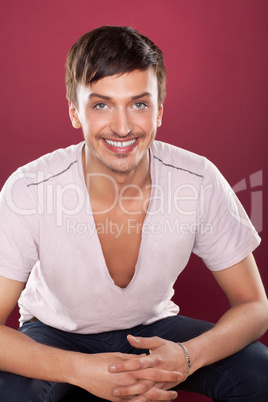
[1,1,267,400]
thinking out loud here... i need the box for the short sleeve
[192,159,261,270]
[0,169,39,282]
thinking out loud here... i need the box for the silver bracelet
[178,342,191,380]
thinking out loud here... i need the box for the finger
[113,380,154,398]
[114,370,181,397]
[129,388,176,402]
[109,358,142,373]
[127,335,164,351]
[119,353,148,361]
[116,382,178,401]
[134,368,182,383]
[128,396,149,402]
[129,390,176,402]
[141,387,178,401]
[109,354,155,373]
[109,353,148,373]
[112,396,136,402]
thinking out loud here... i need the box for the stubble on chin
[101,155,140,174]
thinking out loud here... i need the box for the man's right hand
[70,352,180,401]
[0,277,180,401]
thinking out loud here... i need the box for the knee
[223,341,268,401]
[0,371,32,402]
[178,341,268,401]
[0,371,55,402]
[239,342,268,400]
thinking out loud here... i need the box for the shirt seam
[152,155,204,178]
[26,160,78,187]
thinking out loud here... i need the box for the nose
[110,108,132,137]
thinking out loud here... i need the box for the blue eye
[94,103,108,110]
[133,102,148,110]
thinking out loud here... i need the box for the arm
[0,275,79,383]
[110,254,268,399]
[188,253,268,372]
[0,275,180,401]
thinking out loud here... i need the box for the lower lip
[102,138,139,154]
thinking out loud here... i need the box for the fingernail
[113,389,120,396]
[130,335,139,342]
[109,365,117,372]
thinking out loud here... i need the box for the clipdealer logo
[230,170,263,233]
[5,169,264,233]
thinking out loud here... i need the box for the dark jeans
[0,316,268,401]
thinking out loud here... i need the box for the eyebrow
[88,92,152,101]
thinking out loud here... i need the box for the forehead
[76,68,158,102]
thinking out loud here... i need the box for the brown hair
[65,26,166,108]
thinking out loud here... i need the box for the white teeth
[105,139,137,148]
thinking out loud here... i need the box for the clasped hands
[106,335,187,401]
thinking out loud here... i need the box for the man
[0,26,267,401]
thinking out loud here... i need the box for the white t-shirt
[0,141,260,333]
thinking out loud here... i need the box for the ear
[157,104,164,127]
[68,101,82,129]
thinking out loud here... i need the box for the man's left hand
[109,335,187,400]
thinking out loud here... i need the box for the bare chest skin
[90,187,151,288]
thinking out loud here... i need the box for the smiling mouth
[104,138,138,148]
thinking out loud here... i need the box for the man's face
[69,68,163,174]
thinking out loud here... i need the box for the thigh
[179,340,268,401]
[136,315,268,401]
[59,387,106,401]
[18,320,86,351]
[0,321,94,402]
[136,315,215,341]
[0,371,74,402]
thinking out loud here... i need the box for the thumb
[127,335,164,350]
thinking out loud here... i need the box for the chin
[100,154,141,174]
[106,160,140,174]
[105,163,138,174]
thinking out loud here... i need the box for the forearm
[0,324,77,383]
[0,325,180,400]
[186,300,268,374]
[109,255,268,400]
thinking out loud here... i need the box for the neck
[82,146,151,204]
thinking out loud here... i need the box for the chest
[90,189,150,289]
